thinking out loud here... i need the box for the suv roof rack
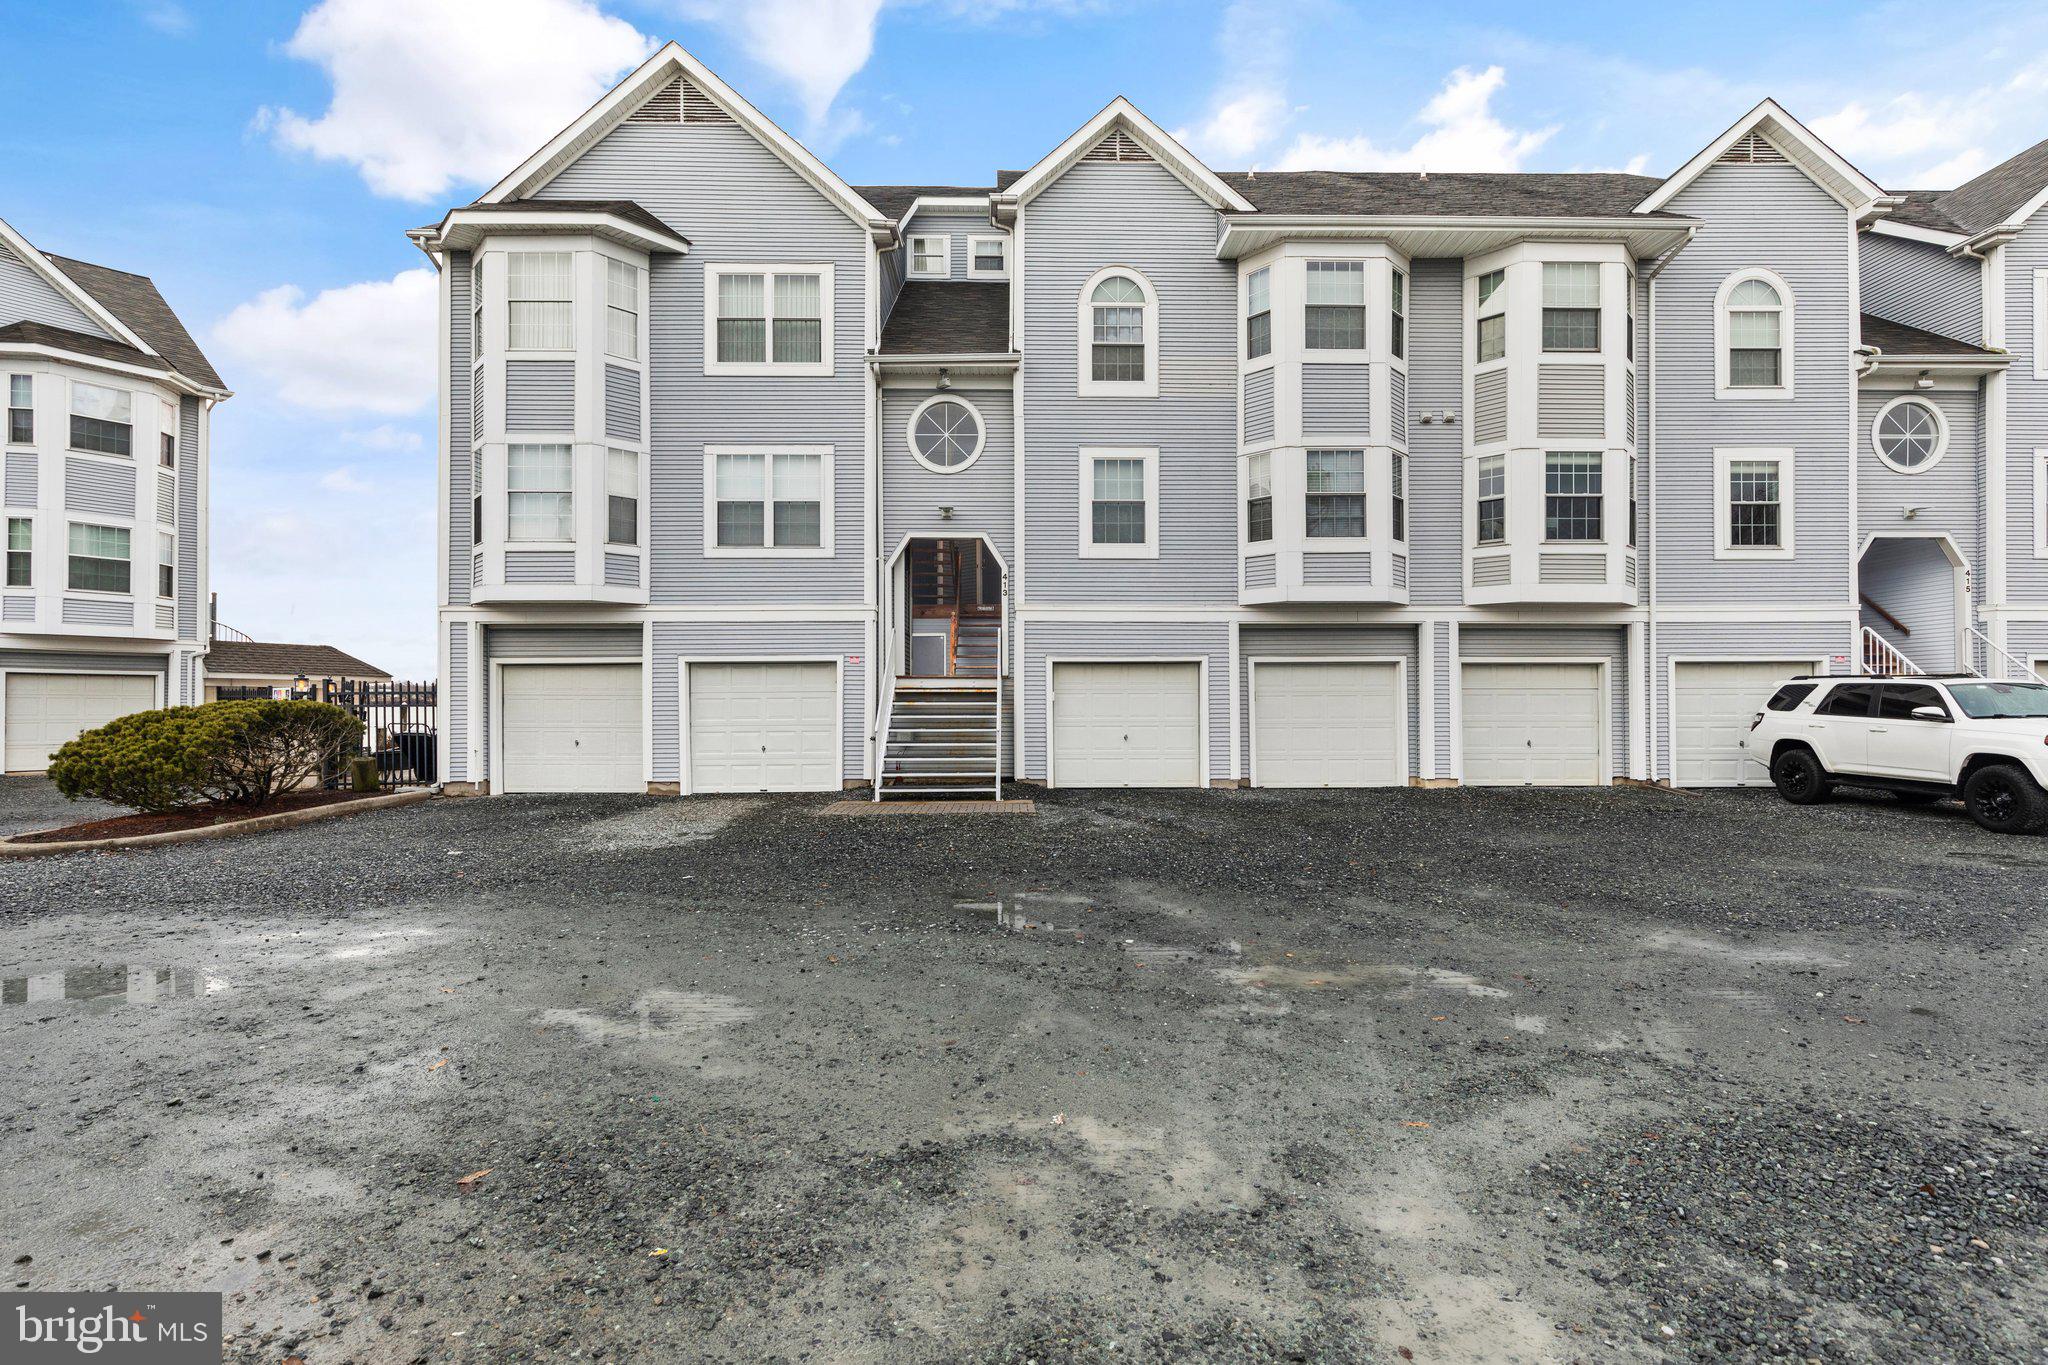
[1786,672,1983,681]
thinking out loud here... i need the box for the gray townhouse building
[414,41,2048,798]
[0,221,225,773]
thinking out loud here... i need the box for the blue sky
[6,0,2047,677]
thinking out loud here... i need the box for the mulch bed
[9,790,382,844]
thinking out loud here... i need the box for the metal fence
[217,679,439,788]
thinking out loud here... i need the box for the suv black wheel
[1771,748,1832,805]
[1962,765,2048,835]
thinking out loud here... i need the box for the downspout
[866,350,887,779]
[1637,226,1693,784]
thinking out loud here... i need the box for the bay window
[1476,455,1505,544]
[1475,269,1505,363]
[70,382,132,457]
[1541,263,1600,352]
[1544,452,1603,541]
[507,443,573,541]
[1305,261,1365,351]
[5,517,27,586]
[8,375,30,445]
[1390,268,1407,361]
[605,258,640,361]
[1245,267,1271,361]
[607,448,639,545]
[1246,452,1272,543]
[1306,449,1366,538]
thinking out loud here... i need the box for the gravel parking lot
[2,776,2043,1363]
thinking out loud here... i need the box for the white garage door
[1461,662,1604,786]
[500,663,642,794]
[4,672,156,773]
[688,662,839,793]
[1675,660,1813,787]
[1051,661,1202,788]
[1253,661,1404,787]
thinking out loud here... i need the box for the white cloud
[319,466,375,494]
[137,1,191,33]
[1809,57,2048,187]
[1177,88,1290,165]
[673,0,884,132]
[342,423,425,453]
[212,269,436,416]
[263,0,652,200]
[1170,0,1297,164]
[1278,66,1557,173]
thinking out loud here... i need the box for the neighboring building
[413,41,2046,797]
[201,639,391,700]
[0,220,227,773]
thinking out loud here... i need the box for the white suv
[1749,675,2048,834]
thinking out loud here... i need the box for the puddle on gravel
[1,965,225,1009]
[537,990,756,1046]
[957,896,1243,961]
[580,799,761,851]
[1214,963,1510,998]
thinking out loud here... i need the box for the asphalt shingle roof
[1884,191,1965,234]
[853,185,994,221]
[1860,313,2000,358]
[1216,170,1674,218]
[462,198,686,244]
[205,641,392,680]
[42,255,224,389]
[0,319,168,372]
[879,282,1010,355]
[1929,136,2048,235]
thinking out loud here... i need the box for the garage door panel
[501,664,643,793]
[1676,661,1810,787]
[1461,662,1603,787]
[1253,662,1403,788]
[689,662,838,793]
[1051,662,1201,788]
[5,672,157,773]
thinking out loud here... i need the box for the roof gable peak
[1637,99,1887,217]
[998,97,1255,214]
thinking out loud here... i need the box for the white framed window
[1541,262,1600,352]
[1077,447,1158,558]
[507,252,573,351]
[905,395,985,473]
[1544,452,1604,542]
[67,521,130,593]
[1475,268,1506,364]
[1245,451,1272,543]
[157,530,175,599]
[1390,451,1406,542]
[605,258,641,361]
[470,258,483,342]
[1625,271,1637,363]
[1870,395,1949,474]
[705,265,833,376]
[967,235,1007,278]
[2035,271,2048,381]
[1628,454,1638,548]
[1077,267,1157,397]
[1244,266,1271,361]
[69,381,133,457]
[1390,268,1407,361]
[8,374,32,445]
[704,446,833,555]
[1714,268,1795,398]
[471,450,484,547]
[1306,449,1367,540]
[507,443,573,542]
[1476,454,1505,545]
[607,448,639,546]
[5,516,29,587]
[909,234,950,280]
[1305,261,1366,352]
[1713,446,1795,559]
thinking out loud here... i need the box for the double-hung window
[7,375,30,445]
[1306,449,1366,539]
[1476,455,1506,544]
[507,252,573,350]
[470,451,484,547]
[1089,276,1147,381]
[1390,452,1407,541]
[1389,268,1407,360]
[1715,448,1792,557]
[507,443,573,541]
[1541,263,1600,352]
[1305,261,1365,351]
[712,449,826,551]
[1475,269,1505,363]
[1245,267,1271,361]
[1625,272,1637,362]
[1246,452,1272,543]
[1544,452,1603,541]
[606,448,638,545]
[605,258,640,361]
[1628,455,1638,548]
[909,235,948,279]
[67,522,129,592]
[711,268,829,371]
[5,517,28,587]
[157,531,175,598]
[160,432,175,468]
[1079,449,1156,557]
[1727,279,1784,387]
[969,236,1007,277]
[70,382,132,457]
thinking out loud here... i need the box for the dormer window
[507,252,573,351]
[968,235,1007,277]
[909,235,949,279]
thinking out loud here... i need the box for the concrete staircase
[876,679,1000,799]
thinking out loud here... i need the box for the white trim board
[998,97,1254,214]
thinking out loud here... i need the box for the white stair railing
[1860,627,1924,677]
[1967,626,2044,682]
[993,616,1005,802]
[871,669,896,801]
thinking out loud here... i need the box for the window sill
[63,587,133,598]
[1715,385,1795,401]
[503,348,577,361]
[1302,349,1371,364]
[1078,544,1159,561]
[68,448,133,461]
[1714,546,1795,561]
[1305,539,1373,553]
[704,361,835,379]
[1541,540,1609,548]
[703,545,835,559]
[1077,380,1158,399]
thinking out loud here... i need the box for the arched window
[1871,395,1949,473]
[1077,267,1157,397]
[1715,269,1794,397]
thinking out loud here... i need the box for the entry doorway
[906,538,1004,677]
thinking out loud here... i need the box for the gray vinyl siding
[477,624,644,782]
[1301,363,1369,434]
[1860,233,1981,343]
[1242,368,1274,445]
[881,384,1014,564]
[503,550,576,583]
[504,360,576,431]
[1020,619,1230,780]
[63,457,133,518]
[604,364,643,442]
[1301,551,1371,583]
[906,211,999,281]
[1472,368,1508,445]
[2,596,30,622]
[1651,619,1850,781]
[447,251,473,606]
[604,551,640,587]
[4,451,36,507]
[1536,364,1604,440]
[446,623,467,781]
[1654,162,1855,605]
[156,471,173,524]
[1460,625,1629,776]
[1857,386,1983,585]
[536,121,867,607]
[2005,218,2048,603]
[1020,162,1237,605]
[1407,261,1464,605]
[1243,552,1275,588]
[1431,620,1453,773]
[176,397,199,641]
[1539,551,1607,583]
[652,620,864,782]
[61,596,132,627]
[0,245,109,336]
[1239,624,1421,776]
[1390,367,1407,435]
[2007,621,2048,671]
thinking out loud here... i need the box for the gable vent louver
[1717,131,1789,165]
[1083,129,1154,163]
[626,78,681,123]
[680,78,736,125]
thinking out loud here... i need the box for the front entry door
[906,539,1001,676]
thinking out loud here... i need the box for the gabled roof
[1928,135,2048,236]
[996,98,1256,214]
[45,253,225,390]
[856,185,994,222]
[0,320,169,373]
[1219,171,1671,219]
[477,42,890,238]
[204,640,391,680]
[878,282,1010,355]
[1638,100,1888,216]
[1858,313,2003,361]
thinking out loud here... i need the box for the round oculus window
[909,396,984,472]
[1873,397,1946,473]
